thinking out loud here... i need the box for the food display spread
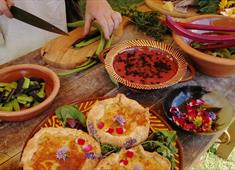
[21,94,180,170]
[2,1,235,170]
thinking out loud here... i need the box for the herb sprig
[119,6,170,41]
[196,0,220,14]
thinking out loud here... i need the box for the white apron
[0,0,67,64]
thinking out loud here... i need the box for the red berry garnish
[97,121,104,129]
[120,159,128,166]
[76,138,85,145]
[116,127,124,134]
[126,150,134,158]
[106,128,114,134]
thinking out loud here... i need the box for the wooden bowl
[0,64,60,121]
[173,15,235,77]
[162,86,233,135]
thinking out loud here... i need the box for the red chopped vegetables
[106,128,114,134]
[116,127,125,134]
[97,121,105,129]
[76,138,85,145]
[120,159,129,166]
[126,150,134,158]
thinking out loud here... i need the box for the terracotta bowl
[100,39,195,90]
[173,15,235,77]
[0,64,60,121]
[163,86,233,135]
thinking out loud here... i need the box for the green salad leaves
[55,105,86,130]
[142,130,178,170]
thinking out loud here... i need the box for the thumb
[83,14,92,37]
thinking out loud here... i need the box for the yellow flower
[220,0,228,10]
[227,1,235,7]
[194,116,203,127]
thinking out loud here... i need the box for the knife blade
[10,6,69,36]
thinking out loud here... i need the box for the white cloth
[0,0,67,64]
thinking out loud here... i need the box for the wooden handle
[98,47,113,64]
[216,130,231,144]
[180,64,196,82]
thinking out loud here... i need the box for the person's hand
[84,0,122,39]
[0,0,13,18]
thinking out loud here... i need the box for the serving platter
[145,0,198,18]
[100,39,195,90]
[26,97,184,170]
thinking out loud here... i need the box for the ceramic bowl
[0,64,60,121]
[173,15,235,77]
[100,39,195,90]
[163,86,233,135]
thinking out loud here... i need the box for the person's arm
[84,0,122,39]
[0,0,13,18]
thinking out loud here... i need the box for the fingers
[112,11,122,30]
[6,0,14,7]
[83,14,92,37]
[0,0,13,18]
[104,15,115,39]
[96,15,110,39]
[96,11,122,39]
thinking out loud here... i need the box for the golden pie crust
[94,145,171,170]
[86,94,150,147]
[21,127,101,170]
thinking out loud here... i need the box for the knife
[10,6,69,36]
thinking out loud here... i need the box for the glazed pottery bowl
[163,86,233,135]
[100,39,195,90]
[0,64,60,121]
[173,15,235,77]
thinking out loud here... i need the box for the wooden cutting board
[41,17,130,69]
[145,0,198,18]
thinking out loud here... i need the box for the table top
[0,25,234,170]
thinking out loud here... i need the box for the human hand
[0,0,14,18]
[84,0,122,39]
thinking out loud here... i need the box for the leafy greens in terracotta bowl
[172,15,235,77]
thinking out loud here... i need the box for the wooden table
[0,26,235,170]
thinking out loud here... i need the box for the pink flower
[82,144,93,152]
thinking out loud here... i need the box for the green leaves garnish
[142,130,178,170]
[55,105,86,128]
[101,143,121,157]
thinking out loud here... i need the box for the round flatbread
[21,127,101,170]
[95,145,171,170]
[86,94,150,148]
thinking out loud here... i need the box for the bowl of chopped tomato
[100,39,195,90]
[163,86,233,134]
